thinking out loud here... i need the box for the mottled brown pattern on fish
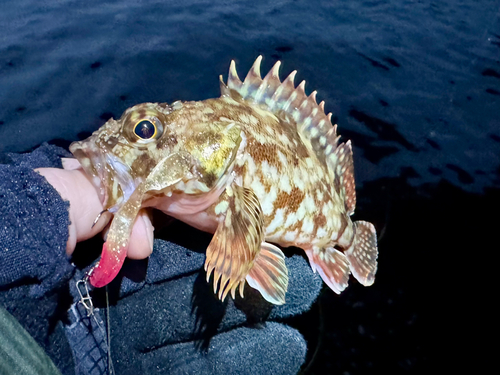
[273,188,305,212]
[333,210,349,243]
[313,213,327,234]
[275,115,311,159]
[247,141,278,165]
[70,56,378,301]
[232,163,247,178]
[102,135,119,150]
[157,132,178,149]
[131,153,158,178]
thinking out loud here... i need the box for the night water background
[1,0,499,373]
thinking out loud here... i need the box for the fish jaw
[69,137,109,206]
[69,129,136,213]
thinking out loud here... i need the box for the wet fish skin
[70,56,378,304]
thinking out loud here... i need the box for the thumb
[127,208,154,259]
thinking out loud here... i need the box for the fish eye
[134,120,157,139]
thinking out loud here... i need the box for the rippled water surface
[1,0,499,191]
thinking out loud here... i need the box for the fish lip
[69,140,109,207]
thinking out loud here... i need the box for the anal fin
[305,247,350,294]
[345,220,378,286]
[246,242,288,305]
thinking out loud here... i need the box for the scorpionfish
[70,56,378,305]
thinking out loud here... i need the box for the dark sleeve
[0,144,74,296]
[0,144,76,375]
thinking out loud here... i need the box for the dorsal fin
[334,140,356,215]
[219,56,340,166]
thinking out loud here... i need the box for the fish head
[70,101,242,214]
[69,103,178,212]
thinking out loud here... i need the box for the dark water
[1,0,498,373]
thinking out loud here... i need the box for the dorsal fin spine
[221,56,339,159]
[283,91,297,112]
[310,90,318,103]
[254,83,266,103]
[241,56,263,100]
[298,92,317,124]
[276,71,297,110]
[290,81,307,114]
[228,60,242,90]
[258,61,281,107]
[219,75,230,96]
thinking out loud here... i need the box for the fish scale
[70,56,378,305]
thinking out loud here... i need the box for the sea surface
[1,0,498,373]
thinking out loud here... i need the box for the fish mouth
[70,140,108,204]
[70,137,134,213]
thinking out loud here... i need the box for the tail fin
[344,221,378,286]
[246,242,289,305]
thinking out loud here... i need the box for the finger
[127,208,154,259]
[61,158,81,170]
[66,168,111,243]
[36,167,111,255]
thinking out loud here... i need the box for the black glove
[85,220,323,375]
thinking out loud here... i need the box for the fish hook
[91,209,109,229]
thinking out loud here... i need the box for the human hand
[36,159,154,258]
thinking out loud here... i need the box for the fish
[69,56,378,305]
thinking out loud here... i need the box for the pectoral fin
[205,184,264,301]
[205,184,289,304]
[89,153,192,287]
